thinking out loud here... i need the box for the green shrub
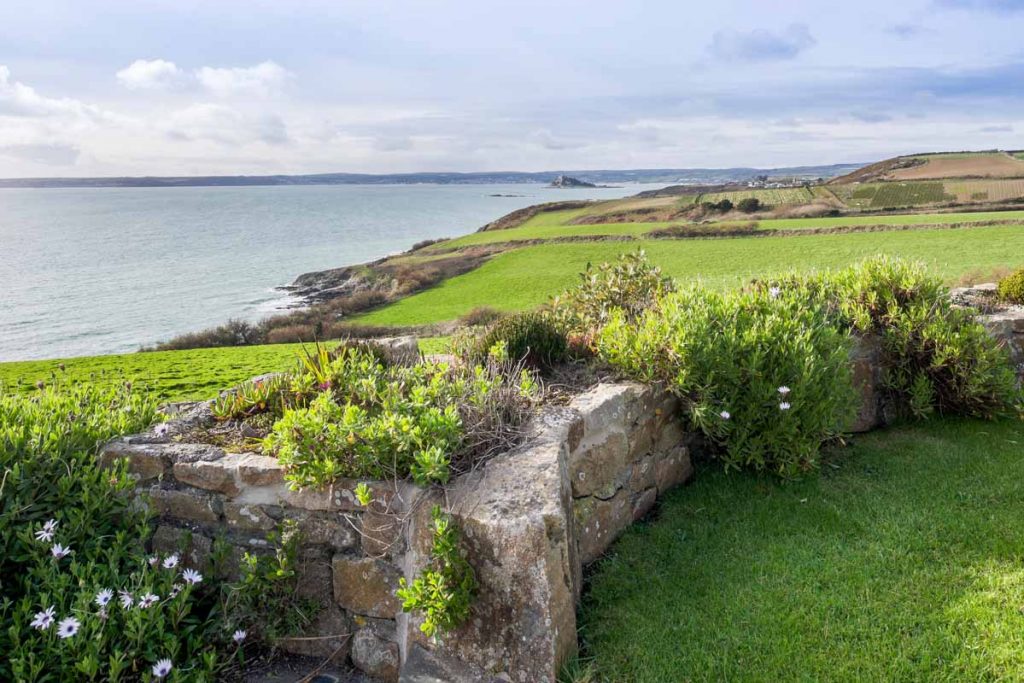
[737,197,762,213]
[997,268,1024,304]
[799,256,1019,418]
[551,250,674,339]
[465,311,568,371]
[263,347,537,487]
[598,284,856,477]
[397,507,477,637]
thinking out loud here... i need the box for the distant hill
[831,150,1024,185]
[0,163,865,189]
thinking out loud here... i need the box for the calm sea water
[0,183,665,361]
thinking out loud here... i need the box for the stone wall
[99,303,1024,682]
[101,400,415,681]
[101,379,696,682]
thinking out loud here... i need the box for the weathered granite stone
[99,439,171,482]
[849,334,884,432]
[424,436,579,683]
[628,453,657,493]
[277,606,352,661]
[223,502,276,532]
[574,489,632,564]
[236,453,285,486]
[285,510,358,551]
[568,430,628,498]
[172,456,242,496]
[333,557,402,618]
[632,487,658,521]
[352,628,400,682]
[150,525,213,570]
[361,505,404,557]
[571,383,646,440]
[654,446,693,494]
[148,487,221,523]
[400,645,497,683]
[295,555,334,606]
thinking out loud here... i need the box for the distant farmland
[700,187,814,205]
[946,179,1024,202]
[889,152,1024,181]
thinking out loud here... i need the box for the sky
[0,0,1022,177]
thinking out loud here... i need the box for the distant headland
[0,164,864,189]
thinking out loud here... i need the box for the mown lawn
[361,224,1024,326]
[0,337,450,403]
[579,418,1024,682]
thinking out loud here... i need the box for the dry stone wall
[99,302,1024,682]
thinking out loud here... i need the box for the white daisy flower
[768,286,781,298]
[138,593,159,609]
[34,519,58,543]
[182,568,203,585]
[152,659,173,679]
[719,410,731,420]
[154,423,170,437]
[162,554,179,570]
[779,402,791,411]
[95,589,113,607]
[50,543,71,559]
[56,616,80,639]
[778,386,791,395]
[168,584,183,599]
[30,606,56,630]
[147,556,159,567]
[232,629,247,643]
[118,590,134,609]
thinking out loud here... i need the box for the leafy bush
[262,346,537,487]
[149,318,265,351]
[551,250,674,339]
[458,306,503,327]
[397,507,477,637]
[463,311,568,371]
[598,284,855,477]
[817,256,1020,418]
[737,197,762,213]
[0,380,303,681]
[997,267,1024,304]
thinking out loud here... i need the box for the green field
[0,337,450,403]
[434,208,1024,250]
[360,224,1024,325]
[579,419,1024,681]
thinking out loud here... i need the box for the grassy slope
[579,419,1024,681]
[436,209,1024,249]
[0,337,451,403]
[360,224,1024,326]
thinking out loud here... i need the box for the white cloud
[116,59,185,90]
[195,61,289,97]
[164,103,288,145]
[0,65,110,120]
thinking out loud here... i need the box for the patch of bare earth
[888,154,1024,180]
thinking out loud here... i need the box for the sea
[0,183,666,362]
